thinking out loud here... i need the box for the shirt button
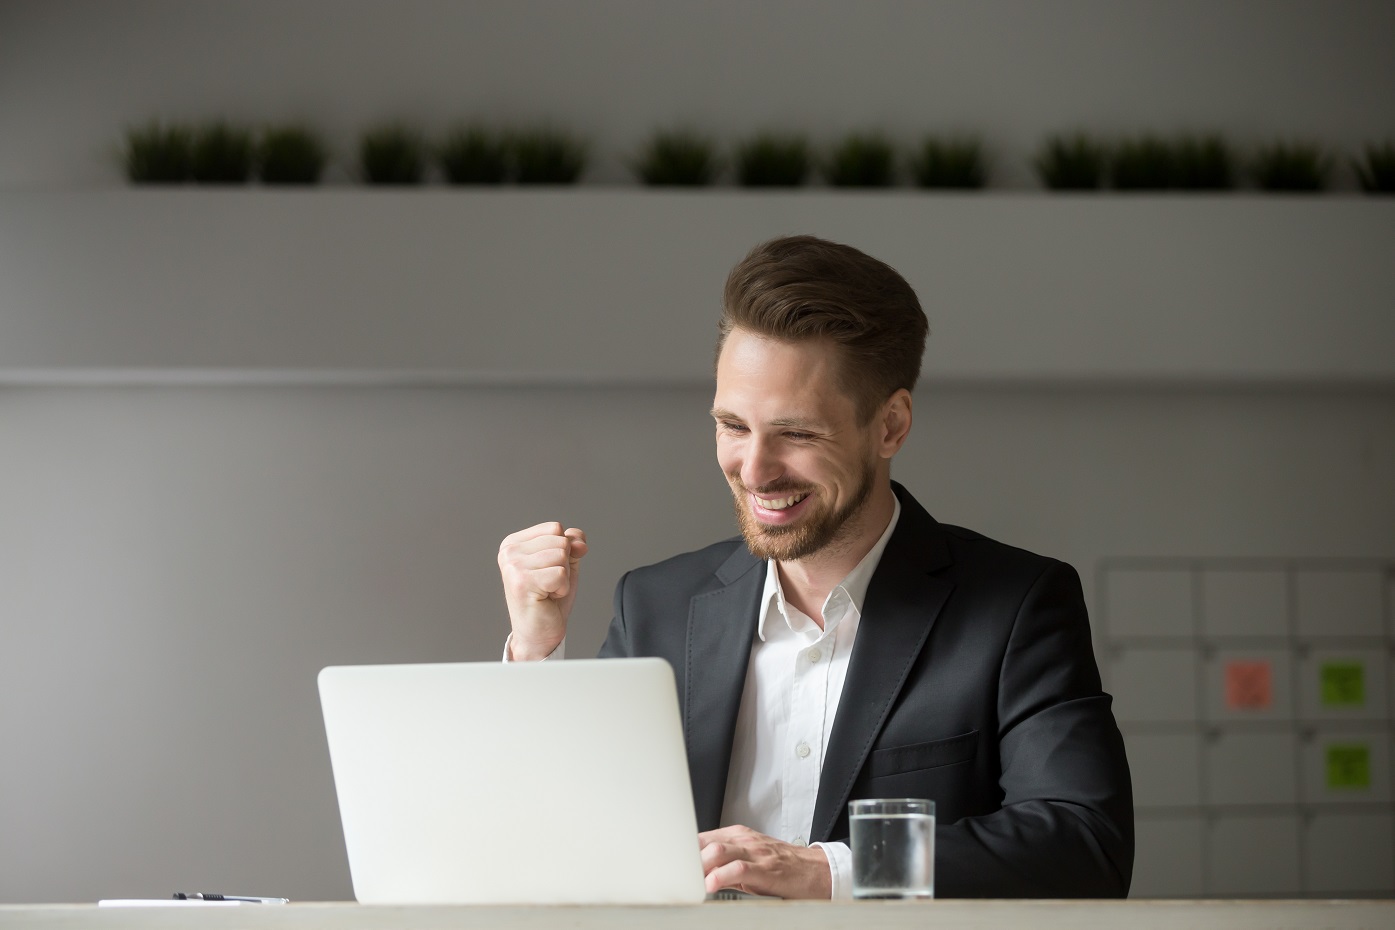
[807,648,822,663]
[796,741,811,759]
[794,836,807,846]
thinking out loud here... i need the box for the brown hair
[717,235,929,422]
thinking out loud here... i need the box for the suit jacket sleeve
[596,570,633,659]
[933,560,1133,897]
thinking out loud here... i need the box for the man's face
[711,328,883,562]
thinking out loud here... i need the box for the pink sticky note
[1225,660,1273,710]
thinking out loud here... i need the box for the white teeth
[758,493,808,510]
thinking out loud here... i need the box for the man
[498,235,1133,899]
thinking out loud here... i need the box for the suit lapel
[684,544,764,832]
[810,486,955,842]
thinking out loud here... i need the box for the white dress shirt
[504,497,901,899]
[719,497,901,898]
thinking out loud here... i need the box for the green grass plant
[257,125,328,185]
[734,133,811,187]
[123,121,193,184]
[909,136,986,189]
[360,124,427,185]
[633,130,720,186]
[439,125,509,184]
[512,128,587,185]
[824,132,896,188]
[1250,141,1330,192]
[1109,136,1175,190]
[1171,134,1236,190]
[1035,133,1107,190]
[190,122,254,184]
[1354,141,1395,194]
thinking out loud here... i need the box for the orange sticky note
[1225,660,1273,710]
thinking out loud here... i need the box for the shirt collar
[757,495,902,641]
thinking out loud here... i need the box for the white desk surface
[3,900,1395,930]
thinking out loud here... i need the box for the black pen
[174,893,290,904]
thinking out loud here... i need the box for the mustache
[729,477,813,497]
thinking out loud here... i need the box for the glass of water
[849,798,935,899]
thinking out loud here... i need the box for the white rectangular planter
[1,190,1391,385]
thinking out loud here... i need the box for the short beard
[729,464,876,562]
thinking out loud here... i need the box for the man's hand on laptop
[699,825,832,899]
[498,522,588,662]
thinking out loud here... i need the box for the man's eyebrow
[768,416,825,430]
[709,408,825,430]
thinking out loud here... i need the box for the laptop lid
[317,657,707,905]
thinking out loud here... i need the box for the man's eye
[720,422,749,434]
[784,431,814,441]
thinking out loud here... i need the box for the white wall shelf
[2,190,1392,386]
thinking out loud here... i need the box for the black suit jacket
[598,483,1133,897]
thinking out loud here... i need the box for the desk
[3,900,1394,930]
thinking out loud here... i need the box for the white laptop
[317,658,707,905]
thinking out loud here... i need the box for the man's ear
[877,389,913,458]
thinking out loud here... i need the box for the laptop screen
[318,657,706,904]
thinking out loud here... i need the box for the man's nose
[740,435,783,490]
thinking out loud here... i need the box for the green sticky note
[1321,662,1365,707]
[1326,744,1371,790]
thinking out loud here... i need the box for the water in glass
[850,809,934,898]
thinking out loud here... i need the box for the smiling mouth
[753,491,810,511]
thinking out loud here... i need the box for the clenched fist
[497,522,588,661]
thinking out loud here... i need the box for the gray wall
[2,0,1394,189]
[2,386,1391,901]
[1,0,1393,904]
